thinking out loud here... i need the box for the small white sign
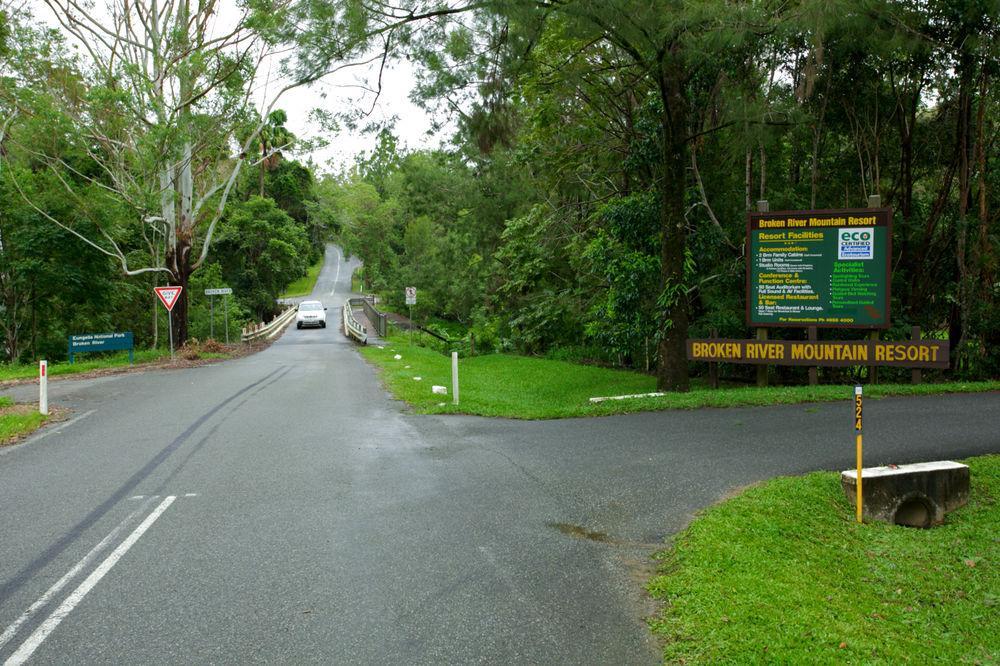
[205,287,233,296]
[405,286,416,305]
[855,385,863,396]
[838,228,874,260]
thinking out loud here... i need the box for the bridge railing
[360,297,387,338]
[344,299,368,344]
[242,306,297,343]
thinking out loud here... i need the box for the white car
[296,300,327,329]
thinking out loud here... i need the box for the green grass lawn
[0,347,232,383]
[0,403,48,443]
[359,336,1000,419]
[648,454,999,664]
[281,257,324,299]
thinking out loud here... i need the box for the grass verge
[281,257,324,299]
[647,454,999,664]
[0,346,234,383]
[359,336,1000,419]
[0,350,170,382]
[0,402,49,444]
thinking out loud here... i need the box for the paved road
[1,246,998,664]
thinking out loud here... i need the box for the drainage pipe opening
[894,497,933,528]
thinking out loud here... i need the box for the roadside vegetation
[0,344,233,384]
[361,334,1000,419]
[648,455,1000,664]
[281,257,324,299]
[0,396,49,444]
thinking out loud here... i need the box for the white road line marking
[0,410,96,458]
[329,249,341,296]
[4,496,176,666]
[0,497,157,652]
[183,493,198,497]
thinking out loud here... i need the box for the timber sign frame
[687,206,950,373]
[747,208,892,329]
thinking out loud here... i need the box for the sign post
[154,286,183,359]
[204,288,233,342]
[39,360,48,415]
[405,287,416,346]
[854,385,863,523]
[452,351,459,406]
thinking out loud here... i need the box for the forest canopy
[1,0,997,387]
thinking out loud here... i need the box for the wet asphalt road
[0,244,998,664]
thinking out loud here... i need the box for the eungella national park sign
[747,208,891,328]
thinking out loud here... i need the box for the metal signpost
[68,332,134,365]
[205,288,233,343]
[405,287,416,345]
[154,286,183,359]
[854,385,864,523]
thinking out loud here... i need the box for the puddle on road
[547,522,616,543]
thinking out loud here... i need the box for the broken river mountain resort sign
[687,207,950,371]
[686,338,949,369]
[747,208,891,328]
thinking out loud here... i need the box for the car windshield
[299,302,322,311]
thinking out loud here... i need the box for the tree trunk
[744,147,752,211]
[167,241,192,346]
[898,94,915,221]
[260,142,266,197]
[975,70,990,292]
[810,84,829,209]
[953,53,974,370]
[655,56,690,392]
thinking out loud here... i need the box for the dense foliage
[0,0,997,387]
[0,7,327,361]
[332,0,1000,384]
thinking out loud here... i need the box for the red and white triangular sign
[154,285,183,311]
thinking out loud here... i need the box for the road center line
[4,496,176,666]
[329,248,341,296]
[0,497,157,653]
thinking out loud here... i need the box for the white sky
[276,58,450,174]
[29,0,451,175]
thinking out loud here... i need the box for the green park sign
[68,331,134,364]
[747,208,892,328]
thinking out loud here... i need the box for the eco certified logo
[838,227,874,260]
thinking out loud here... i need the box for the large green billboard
[746,208,892,328]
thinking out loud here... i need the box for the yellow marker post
[854,385,863,523]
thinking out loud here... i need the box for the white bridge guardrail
[241,306,297,343]
[343,299,368,344]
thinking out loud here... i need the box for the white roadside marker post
[39,360,48,415]
[452,351,459,406]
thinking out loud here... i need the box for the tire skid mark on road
[3,496,178,666]
[148,366,292,495]
[0,366,289,606]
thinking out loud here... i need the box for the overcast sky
[30,0,451,175]
[276,57,450,174]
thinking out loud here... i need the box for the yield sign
[154,286,183,311]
